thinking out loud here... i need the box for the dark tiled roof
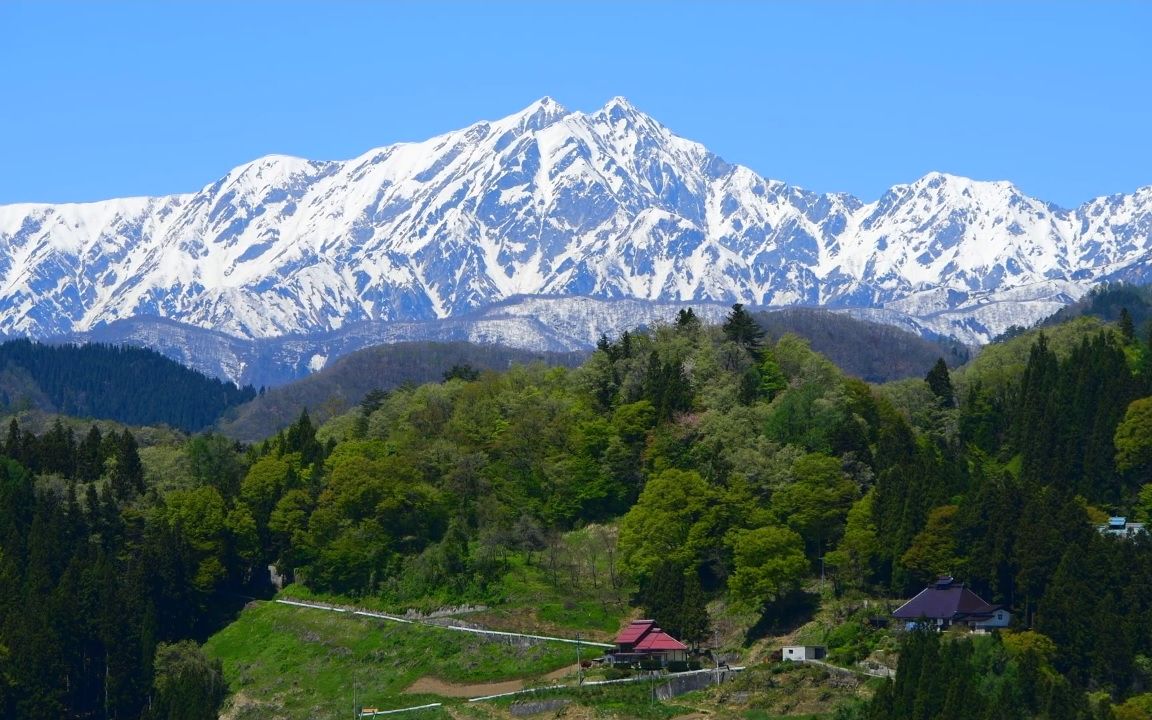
[892,579,998,621]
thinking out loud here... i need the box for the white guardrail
[275,598,614,647]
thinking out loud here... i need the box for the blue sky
[2,2,1149,208]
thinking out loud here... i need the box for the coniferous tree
[675,307,699,328]
[1015,334,1062,485]
[110,430,144,500]
[442,364,480,382]
[925,358,956,407]
[678,567,710,648]
[3,419,20,462]
[1120,307,1135,341]
[76,425,105,484]
[638,560,684,634]
[40,419,76,478]
[722,303,764,351]
[283,410,324,469]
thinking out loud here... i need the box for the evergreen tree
[442,364,480,382]
[1015,334,1062,485]
[675,307,700,329]
[76,425,105,484]
[925,358,956,407]
[638,560,684,634]
[722,303,765,351]
[39,419,76,479]
[110,430,144,500]
[1120,307,1135,341]
[3,419,20,462]
[678,567,710,648]
[283,410,324,469]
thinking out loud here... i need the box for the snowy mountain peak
[601,95,643,114]
[590,96,667,133]
[907,171,1030,203]
[0,97,1150,356]
[504,96,572,132]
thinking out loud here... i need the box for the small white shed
[782,645,826,661]
[973,608,1012,630]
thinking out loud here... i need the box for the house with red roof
[611,620,689,664]
[892,576,1011,631]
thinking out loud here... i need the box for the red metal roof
[634,628,688,652]
[614,620,656,645]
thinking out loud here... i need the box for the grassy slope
[206,596,874,720]
[206,589,875,719]
[206,600,577,719]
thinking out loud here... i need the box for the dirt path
[403,664,580,698]
[405,676,527,699]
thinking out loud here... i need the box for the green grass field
[205,600,578,719]
[204,600,872,720]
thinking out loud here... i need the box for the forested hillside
[215,341,586,442]
[0,340,255,431]
[215,310,958,445]
[1039,281,1152,335]
[4,304,1152,718]
[752,307,970,381]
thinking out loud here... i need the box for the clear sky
[2,2,1149,208]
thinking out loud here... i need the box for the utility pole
[576,633,583,685]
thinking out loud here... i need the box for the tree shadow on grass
[744,590,820,645]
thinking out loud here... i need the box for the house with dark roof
[610,620,689,664]
[892,576,1010,631]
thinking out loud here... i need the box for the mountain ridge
[2,96,1151,357]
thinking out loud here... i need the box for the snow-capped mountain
[3,96,1151,373]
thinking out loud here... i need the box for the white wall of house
[783,646,820,661]
[973,609,1011,629]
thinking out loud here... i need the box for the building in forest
[892,576,1011,631]
[610,619,689,664]
[1097,516,1147,539]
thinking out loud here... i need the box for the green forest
[5,296,1152,719]
[0,340,256,431]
